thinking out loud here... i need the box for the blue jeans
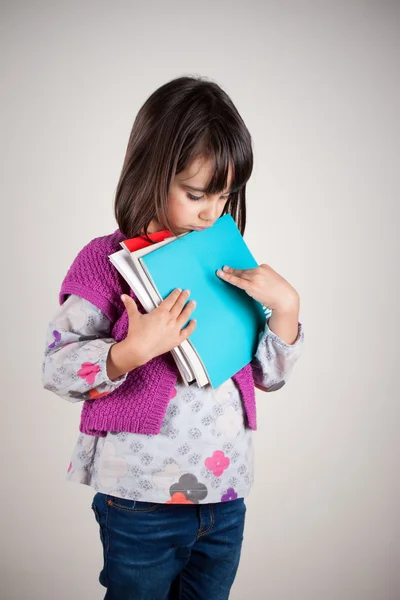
[91,492,247,600]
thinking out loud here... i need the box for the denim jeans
[91,492,247,600]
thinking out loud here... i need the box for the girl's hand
[106,289,196,380]
[216,264,299,313]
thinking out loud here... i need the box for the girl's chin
[146,219,166,233]
[147,218,190,236]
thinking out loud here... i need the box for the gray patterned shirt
[42,295,304,504]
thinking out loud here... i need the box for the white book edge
[108,250,194,386]
[109,251,154,312]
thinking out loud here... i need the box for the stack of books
[109,214,271,389]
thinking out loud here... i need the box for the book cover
[126,238,209,387]
[139,214,268,388]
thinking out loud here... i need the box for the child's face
[150,156,233,234]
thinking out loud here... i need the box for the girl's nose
[200,202,219,223]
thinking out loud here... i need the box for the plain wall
[1,0,399,598]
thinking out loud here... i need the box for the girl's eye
[187,193,231,202]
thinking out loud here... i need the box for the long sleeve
[251,319,304,392]
[42,295,128,402]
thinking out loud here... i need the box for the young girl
[42,76,304,600]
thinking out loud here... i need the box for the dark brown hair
[114,75,253,239]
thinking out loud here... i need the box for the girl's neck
[143,219,164,235]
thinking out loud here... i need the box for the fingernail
[216,269,223,276]
[121,294,127,302]
[223,266,230,271]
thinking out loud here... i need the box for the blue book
[139,214,269,389]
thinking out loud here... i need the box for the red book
[121,230,173,253]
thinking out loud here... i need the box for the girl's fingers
[121,294,139,319]
[217,269,251,291]
[222,266,254,280]
[169,289,191,317]
[161,288,184,311]
[179,317,197,340]
[222,266,245,276]
[176,299,196,327]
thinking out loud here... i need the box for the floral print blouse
[42,295,304,504]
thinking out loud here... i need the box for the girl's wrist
[268,302,300,345]
[106,340,144,380]
[270,292,300,315]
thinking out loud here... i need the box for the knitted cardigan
[60,229,257,437]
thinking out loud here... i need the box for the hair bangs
[202,124,253,196]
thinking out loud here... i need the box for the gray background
[1,1,399,599]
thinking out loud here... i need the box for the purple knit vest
[60,229,257,436]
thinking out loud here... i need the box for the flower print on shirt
[245,440,255,474]
[48,330,61,349]
[78,334,103,342]
[80,433,96,455]
[43,294,128,402]
[251,320,304,391]
[169,473,208,504]
[77,362,101,385]
[166,492,195,504]
[152,461,182,495]
[221,487,238,502]
[69,468,90,484]
[216,406,243,440]
[205,450,230,477]
[54,297,92,331]
[68,390,91,401]
[98,441,129,488]
[89,388,109,399]
[214,379,237,405]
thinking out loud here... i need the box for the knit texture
[60,229,257,436]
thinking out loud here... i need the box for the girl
[42,76,304,600]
